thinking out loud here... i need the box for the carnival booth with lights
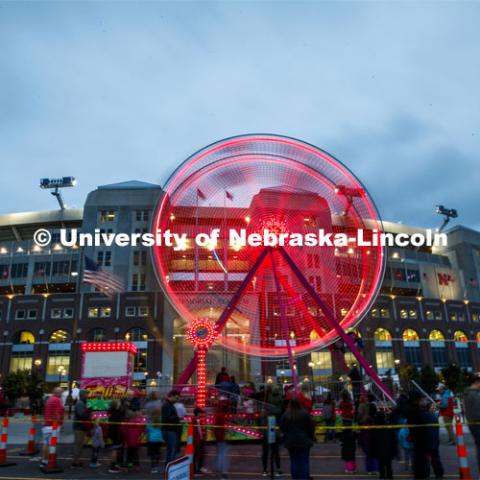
[153,134,393,414]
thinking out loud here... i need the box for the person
[280,397,315,480]
[144,390,162,422]
[298,382,313,413]
[146,407,164,474]
[161,390,182,465]
[436,383,455,445]
[260,409,282,477]
[372,412,397,479]
[341,427,357,474]
[464,375,480,472]
[215,367,230,385]
[121,410,145,471]
[357,394,378,475]
[339,390,354,426]
[90,417,105,468]
[107,399,124,473]
[214,399,230,479]
[41,387,65,467]
[322,393,336,442]
[348,364,362,402]
[193,407,208,475]
[398,417,413,472]
[406,391,430,479]
[72,389,91,467]
[423,402,444,479]
[123,389,141,414]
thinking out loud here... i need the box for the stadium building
[0,180,479,389]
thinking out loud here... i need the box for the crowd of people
[37,367,480,479]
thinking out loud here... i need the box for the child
[121,410,145,471]
[339,390,354,427]
[90,418,105,468]
[341,428,357,474]
[193,407,208,475]
[398,418,413,472]
[146,407,164,474]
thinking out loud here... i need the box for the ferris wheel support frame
[175,245,394,404]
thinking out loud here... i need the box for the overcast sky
[1,1,479,230]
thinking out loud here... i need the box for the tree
[399,364,419,392]
[441,364,475,393]
[419,365,439,395]
[2,371,28,405]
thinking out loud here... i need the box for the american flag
[83,256,124,299]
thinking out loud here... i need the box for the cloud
[0,1,478,231]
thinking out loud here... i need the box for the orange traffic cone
[0,416,15,467]
[455,415,473,480]
[20,414,39,456]
[40,421,63,474]
[185,423,194,480]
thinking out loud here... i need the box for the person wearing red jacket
[436,383,455,445]
[41,388,65,467]
[120,411,145,471]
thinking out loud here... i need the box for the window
[49,330,70,343]
[374,328,392,341]
[13,331,35,344]
[46,352,70,376]
[457,349,471,368]
[34,262,51,277]
[393,268,406,282]
[88,307,99,318]
[27,309,37,320]
[125,306,136,317]
[380,308,390,318]
[125,327,148,342]
[454,330,468,343]
[426,309,442,321]
[370,308,378,318]
[100,307,111,318]
[132,274,138,291]
[138,306,149,317]
[97,251,112,267]
[0,264,9,279]
[472,313,480,322]
[406,270,420,283]
[400,309,408,319]
[310,351,332,372]
[135,210,149,222]
[133,250,147,266]
[409,309,417,319]
[63,308,74,319]
[15,310,26,320]
[100,210,116,223]
[405,347,422,367]
[51,308,62,319]
[52,261,70,275]
[403,329,420,341]
[11,263,28,278]
[139,274,146,291]
[88,328,106,342]
[376,349,395,371]
[432,348,448,368]
[429,330,445,342]
[10,352,32,372]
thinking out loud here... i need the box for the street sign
[165,455,191,480]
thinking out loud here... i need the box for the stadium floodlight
[39,177,76,210]
[436,205,458,232]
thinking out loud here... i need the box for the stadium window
[34,262,51,277]
[139,274,146,291]
[473,313,480,322]
[15,310,26,320]
[426,310,434,320]
[63,308,74,319]
[97,251,104,266]
[100,210,116,223]
[141,251,147,266]
[135,210,149,222]
[402,329,419,341]
[88,307,99,318]
[380,308,390,318]
[9,352,32,372]
[131,274,138,292]
[100,307,111,318]
[46,352,70,376]
[434,311,443,321]
[374,328,392,341]
[125,306,136,317]
[0,265,9,279]
[51,308,62,319]
[454,330,468,342]
[13,330,35,344]
[375,349,395,371]
[88,328,106,342]
[133,251,139,266]
[52,261,69,275]
[49,329,70,343]
[457,312,465,322]
[429,329,445,342]
[27,309,37,320]
[11,263,28,278]
[370,308,379,318]
[400,309,408,319]
[138,306,149,317]
[406,270,420,283]
[409,309,417,319]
